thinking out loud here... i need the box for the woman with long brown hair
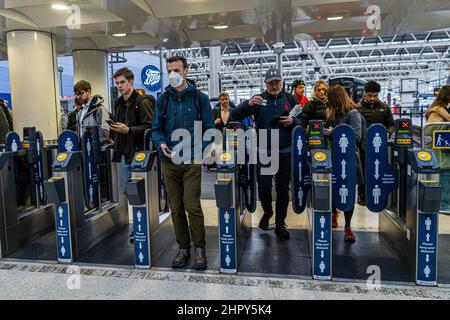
[324,84,363,242]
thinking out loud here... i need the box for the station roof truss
[161,31,450,91]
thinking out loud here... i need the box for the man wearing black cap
[232,67,298,239]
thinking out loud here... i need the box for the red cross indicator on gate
[313,122,320,129]
[402,121,409,128]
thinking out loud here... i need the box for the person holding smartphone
[110,68,154,194]
[232,67,299,240]
[152,56,214,271]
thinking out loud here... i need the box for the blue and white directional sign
[55,202,73,263]
[313,211,332,280]
[366,124,398,212]
[416,213,438,285]
[59,130,79,152]
[6,132,21,152]
[432,130,450,149]
[332,125,356,212]
[141,65,161,92]
[133,207,151,268]
[34,131,45,205]
[82,131,100,209]
[292,126,311,214]
[219,208,236,273]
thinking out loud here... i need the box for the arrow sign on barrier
[366,124,398,212]
[292,126,311,214]
[332,125,356,212]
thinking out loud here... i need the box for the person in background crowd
[324,84,362,242]
[74,80,111,143]
[298,80,328,127]
[356,80,395,206]
[67,98,82,132]
[425,85,450,211]
[213,92,236,132]
[293,79,308,107]
[0,98,13,146]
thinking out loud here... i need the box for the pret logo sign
[141,65,161,92]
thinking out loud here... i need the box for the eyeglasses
[74,91,86,97]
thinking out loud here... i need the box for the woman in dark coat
[323,84,363,242]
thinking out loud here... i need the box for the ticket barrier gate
[0,128,54,258]
[298,120,358,280]
[44,129,127,263]
[124,150,174,269]
[215,123,255,274]
[309,149,333,280]
[366,120,442,285]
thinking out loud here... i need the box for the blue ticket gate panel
[366,124,398,212]
[310,150,333,280]
[406,149,441,286]
[292,126,310,214]
[216,145,239,274]
[125,151,155,269]
[45,150,82,263]
[332,125,356,212]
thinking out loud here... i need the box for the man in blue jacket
[152,56,214,270]
[232,67,299,239]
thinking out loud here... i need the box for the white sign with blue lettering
[55,202,73,263]
[416,213,438,285]
[219,208,236,273]
[366,125,398,212]
[332,125,356,212]
[133,207,151,268]
[313,211,332,279]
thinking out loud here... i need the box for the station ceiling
[0,0,449,60]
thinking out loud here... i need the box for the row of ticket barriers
[0,118,445,286]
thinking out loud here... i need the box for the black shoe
[258,212,273,231]
[172,248,191,268]
[193,247,207,270]
[358,193,366,206]
[129,231,134,243]
[275,225,290,240]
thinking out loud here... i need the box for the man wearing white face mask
[152,56,215,271]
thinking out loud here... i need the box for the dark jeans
[161,161,205,249]
[257,153,291,227]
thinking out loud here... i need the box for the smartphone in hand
[105,119,116,126]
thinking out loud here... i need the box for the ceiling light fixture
[51,2,69,10]
[212,25,228,30]
[112,33,127,37]
[327,16,344,21]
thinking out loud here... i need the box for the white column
[7,30,61,140]
[73,50,110,111]
[208,46,221,99]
